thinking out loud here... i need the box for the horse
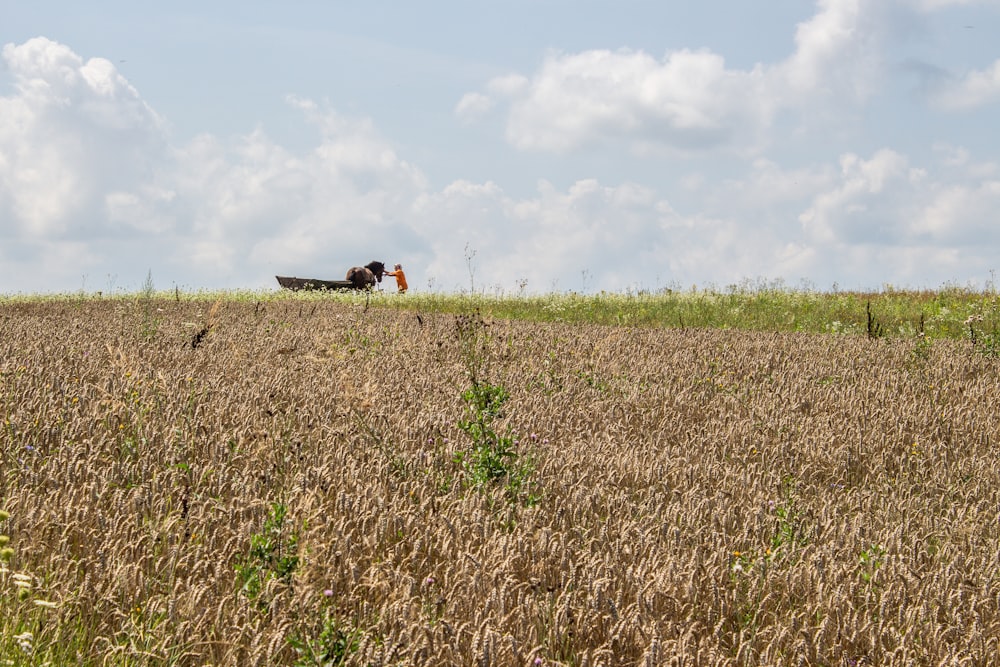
[345,261,386,289]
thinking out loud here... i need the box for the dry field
[2,296,1000,665]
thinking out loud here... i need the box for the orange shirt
[386,269,408,292]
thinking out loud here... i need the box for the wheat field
[1,296,999,665]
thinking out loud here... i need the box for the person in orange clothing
[385,263,408,293]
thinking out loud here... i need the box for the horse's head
[366,261,386,282]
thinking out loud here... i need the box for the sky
[2,0,1000,295]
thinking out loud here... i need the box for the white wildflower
[13,631,33,654]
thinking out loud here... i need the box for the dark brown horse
[345,261,386,289]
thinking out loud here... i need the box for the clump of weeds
[234,502,300,613]
[452,312,539,512]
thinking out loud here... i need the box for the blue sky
[2,1,1000,294]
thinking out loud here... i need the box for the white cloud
[457,0,1000,158]
[0,38,429,290]
[799,149,925,244]
[455,92,493,120]
[932,143,998,177]
[3,29,1000,296]
[487,74,529,97]
[105,186,176,234]
[913,180,1000,242]
[784,147,1000,289]
[780,0,882,100]
[162,112,429,281]
[928,59,1000,110]
[655,148,1000,289]
[496,47,771,153]
[420,178,675,292]
[0,37,165,239]
[456,0,890,154]
[722,158,835,207]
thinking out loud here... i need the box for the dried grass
[1,297,999,665]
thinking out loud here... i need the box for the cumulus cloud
[0,38,431,290]
[500,48,771,153]
[3,29,1000,295]
[455,92,494,120]
[456,0,1000,155]
[0,37,166,239]
[911,179,1000,244]
[779,0,882,100]
[149,112,429,284]
[456,0,892,154]
[799,149,925,244]
[2,36,718,294]
[786,148,1000,287]
[926,60,1000,110]
[413,177,681,292]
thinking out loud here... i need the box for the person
[385,263,408,293]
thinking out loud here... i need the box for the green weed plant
[452,313,537,508]
[235,502,300,611]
